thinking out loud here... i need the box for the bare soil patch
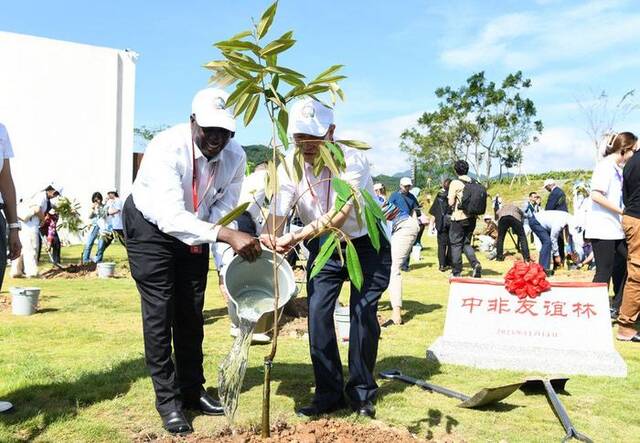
[41,262,97,279]
[138,418,427,442]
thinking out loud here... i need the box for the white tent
[0,31,137,213]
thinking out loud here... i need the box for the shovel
[379,369,522,409]
[520,378,592,442]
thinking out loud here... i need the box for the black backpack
[458,179,487,217]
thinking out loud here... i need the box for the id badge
[190,245,203,254]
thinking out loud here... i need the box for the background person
[386,177,420,324]
[261,98,391,419]
[529,209,575,274]
[0,122,22,414]
[429,178,452,271]
[123,88,261,435]
[585,132,634,318]
[106,191,125,245]
[448,160,482,278]
[544,178,568,263]
[617,131,640,342]
[495,203,530,262]
[82,192,105,264]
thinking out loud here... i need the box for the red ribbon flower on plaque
[504,261,551,299]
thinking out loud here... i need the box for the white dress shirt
[0,123,15,204]
[132,123,246,246]
[273,146,375,239]
[239,168,267,226]
[533,210,577,256]
[585,155,624,240]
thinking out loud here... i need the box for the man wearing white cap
[123,88,262,435]
[385,177,420,324]
[261,98,391,419]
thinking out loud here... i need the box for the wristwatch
[8,222,21,231]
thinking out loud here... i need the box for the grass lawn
[0,237,638,442]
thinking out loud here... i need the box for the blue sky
[2,0,639,175]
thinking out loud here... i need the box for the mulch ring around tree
[41,262,98,279]
[141,418,427,442]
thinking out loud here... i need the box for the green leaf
[224,65,253,81]
[309,232,338,280]
[243,94,260,126]
[216,202,250,227]
[229,30,253,41]
[331,177,352,209]
[209,71,237,88]
[319,144,341,177]
[325,142,346,169]
[233,92,254,118]
[277,108,289,140]
[226,80,253,108]
[264,160,276,201]
[364,205,380,252]
[302,85,330,96]
[345,241,363,290]
[265,65,305,78]
[279,74,306,88]
[308,75,347,86]
[293,149,304,184]
[335,139,371,150]
[276,117,289,151]
[203,60,229,70]
[260,38,296,57]
[314,64,344,81]
[257,1,278,39]
[361,187,386,221]
[215,40,262,53]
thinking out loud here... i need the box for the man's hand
[218,227,261,262]
[275,233,297,254]
[8,230,21,260]
[259,233,277,250]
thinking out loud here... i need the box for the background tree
[402,71,543,183]
[576,89,639,158]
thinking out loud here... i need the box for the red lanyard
[191,139,216,213]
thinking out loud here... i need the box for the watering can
[222,249,298,334]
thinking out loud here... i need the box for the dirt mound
[41,262,97,279]
[138,418,426,442]
[0,294,10,312]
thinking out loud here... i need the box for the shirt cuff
[210,224,222,243]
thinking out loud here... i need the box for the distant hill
[243,144,270,170]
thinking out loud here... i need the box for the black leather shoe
[296,399,347,418]
[352,400,375,418]
[184,391,224,416]
[161,410,192,436]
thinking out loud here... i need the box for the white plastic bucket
[10,287,40,316]
[97,262,116,278]
[334,305,350,342]
[223,249,298,334]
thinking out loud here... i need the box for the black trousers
[436,228,451,268]
[123,196,209,415]
[590,238,627,310]
[449,218,479,276]
[305,234,391,407]
[496,216,530,261]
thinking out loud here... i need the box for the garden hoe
[379,369,522,409]
[520,377,592,443]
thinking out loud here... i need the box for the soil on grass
[41,262,98,279]
[0,294,10,312]
[140,418,427,442]
[278,297,309,338]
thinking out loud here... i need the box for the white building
[0,31,137,211]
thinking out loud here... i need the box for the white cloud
[440,0,640,74]
[335,111,421,176]
[523,126,597,173]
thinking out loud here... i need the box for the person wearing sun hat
[123,87,262,435]
[261,97,391,419]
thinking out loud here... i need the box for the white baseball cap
[191,88,236,131]
[400,177,413,187]
[543,178,555,187]
[373,183,384,191]
[288,98,334,137]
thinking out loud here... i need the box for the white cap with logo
[373,183,384,191]
[288,98,334,137]
[400,177,413,187]
[543,178,555,187]
[191,88,236,132]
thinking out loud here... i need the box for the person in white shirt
[12,184,60,277]
[123,88,261,435]
[0,123,22,415]
[106,191,125,244]
[261,98,391,419]
[529,210,577,273]
[585,133,635,316]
